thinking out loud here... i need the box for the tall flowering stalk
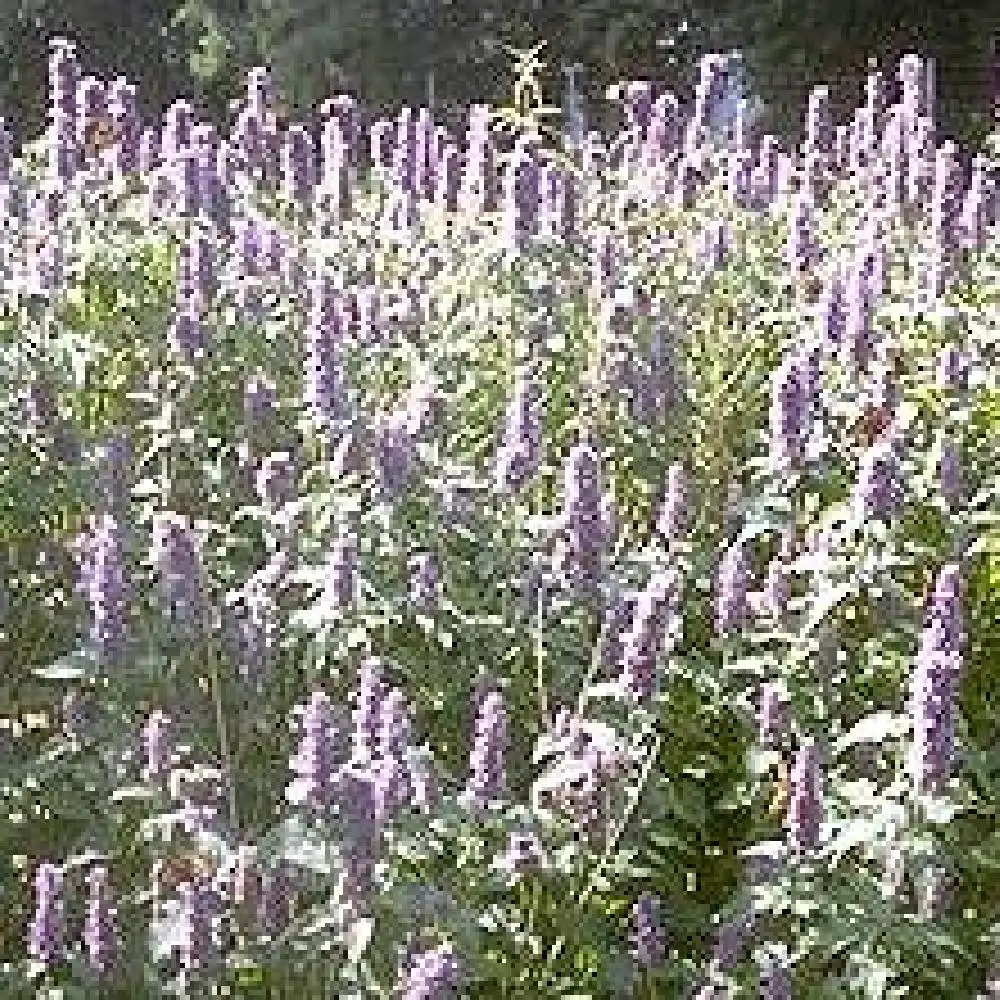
[631,893,666,969]
[715,540,750,637]
[178,876,221,978]
[758,946,793,999]
[787,739,823,853]
[287,689,341,812]
[769,353,805,472]
[618,569,679,700]
[909,564,964,795]
[494,363,543,495]
[353,657,387,766]
[76,513,129,664]
[464,690,508,809]
[396,942,461,999]
[408,551,440,614]
[559,438,606,596]
[852,441,903,521]
[141,709,173,788]
[27,862,64,968]
[655,462,687,545]
[150,513,203,634]
[83,866,118,977]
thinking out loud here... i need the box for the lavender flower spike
[632,893,666,968]
[715,540,750,637]
[787,738,823,852]
[28,862,64,967]
[465,690,508,809]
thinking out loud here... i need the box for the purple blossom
[168,300,205,362]
[27,862,64,967]
[853,441,903,520]
[632,893,666,968]
[287,689,340,812]
[465,690,508,808]
[78,514,128,663]
[758,682,788,748]
[150,513,203,632]
[379,688,414,812]
[758,947,793,1000]
[787,739,823,852]
[936,344,969,391]
[910,564,964,795]
[494,364,543,494]
[178,876,221,975]
[503,139,542,248]
[83,866,118,976]
[397,942,461,1000]
[935,436,963,510]
[244,371,278,436]
[786,190,819,275]
[141,709,173,786]
[560,438,605,595]
[715,541,750,637]
[353,657,387,765]
[408,550,440,614]
[655,463,687,545]
[712,906,754,972]
[842,266,874,370]
[373,412,414,500]
[762,559,791,618]
[303,281,352,431]
[618,570,679,700]
[769,354,805,471]
[599,590,640,673]
[325,526,358,612]
[281,123,315,202]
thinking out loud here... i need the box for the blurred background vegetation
[0,0,996,149]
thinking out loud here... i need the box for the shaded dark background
[0,0,996,154]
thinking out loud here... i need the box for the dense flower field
[1,38,999,999]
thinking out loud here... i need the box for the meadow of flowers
[1,37,1000,999]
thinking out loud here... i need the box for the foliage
[0,33,999,1000]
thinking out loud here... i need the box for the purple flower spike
[141,709,173,786]
[78,514,129,664]
[935,436,963,510]
[758,682,788,747]
[494,364,543,495]
[655,462,687,544]
[287,689,340,812]
[560,438,605,595]
[715,540,750,637]
[398,942,461,1000]
[853,439,904,521]
[353,657,387,765]
[83,866,118,976]
[618,570,680,700]
[28,862,64,967]
[910,564,964,795]
[150,513,203,633]
[769,354,805,472]
[408,550,440,614]
[758,946,793,1000]
[465,690,508,809]
[632,893,666,968]
[787,739,823,852]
